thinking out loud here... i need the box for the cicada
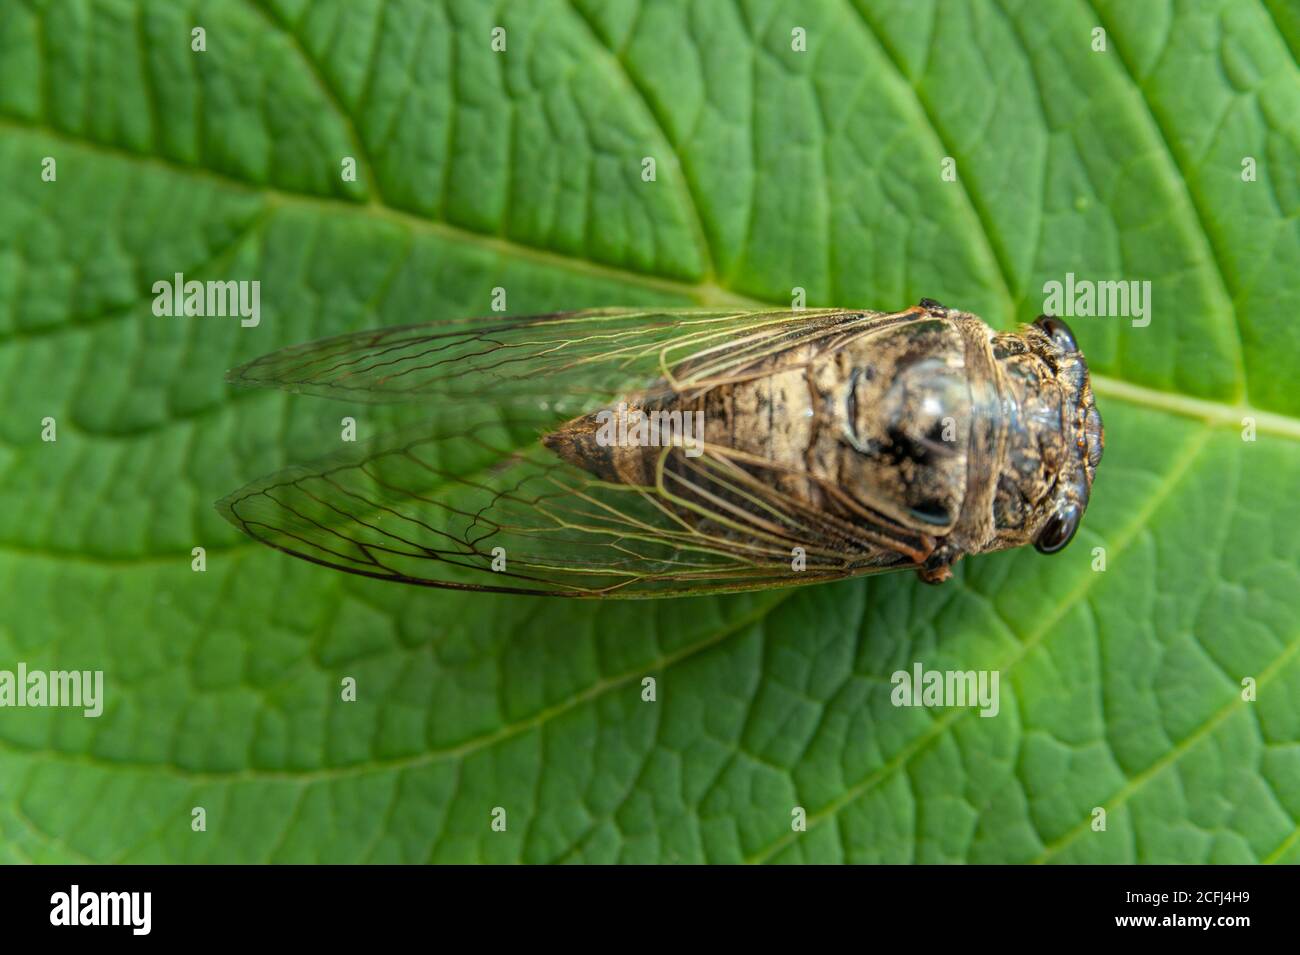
[218,300,1103,597]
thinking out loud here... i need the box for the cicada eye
[1034,504,1081,554]
[1035,315,1078,353]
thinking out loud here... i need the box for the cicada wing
[216,421,919,599]
[225,306,924,407]
[665,445,933,567]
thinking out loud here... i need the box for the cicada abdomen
[220,301,1102,597]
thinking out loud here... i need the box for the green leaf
[1,0,1297,863]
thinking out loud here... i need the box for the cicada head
[990,315,1103,555]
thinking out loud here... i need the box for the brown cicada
[219,300,1103,597]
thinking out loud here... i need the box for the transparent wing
[225,306,925,406]
[216,420,923,599]
[220,305,936,596]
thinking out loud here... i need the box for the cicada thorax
[835,316,975,535]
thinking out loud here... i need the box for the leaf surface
[0,0,1297,863]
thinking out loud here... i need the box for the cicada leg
[918,543,964,585]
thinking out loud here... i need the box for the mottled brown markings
[549,308,1100,585]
